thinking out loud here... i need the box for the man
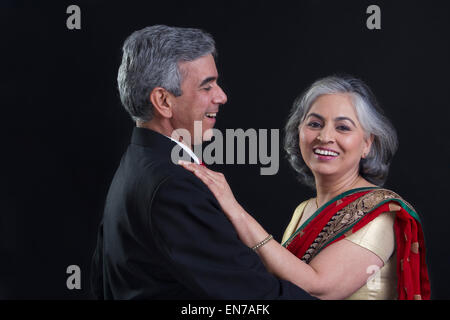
[91,25,312,299]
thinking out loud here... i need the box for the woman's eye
[307,121,322,128]
[337,125,351,131]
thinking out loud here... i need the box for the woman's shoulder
[294,199,311,213]
[345,211,396,263]
[282,199,312,244]
[364,187,415,212]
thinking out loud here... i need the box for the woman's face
[298,93,373,181]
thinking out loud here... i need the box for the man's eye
[203,86,212,91]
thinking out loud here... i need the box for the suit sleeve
[148,169,313,300]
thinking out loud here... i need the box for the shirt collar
[167,136,200,165]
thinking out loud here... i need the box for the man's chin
[178,120,216,145]
[202,130,214,142]
[192,136,211,146]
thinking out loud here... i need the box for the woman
[179,75,430,300]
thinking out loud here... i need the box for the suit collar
[131,127,175,149]
[131,127,199,163]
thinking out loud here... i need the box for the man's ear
[149,87,173,118]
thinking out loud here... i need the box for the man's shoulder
[128,150,207,195]
[125,136,198,181]
[122,138,214,204]
[126,142,189,178]
[151,162,211,196]
[143,159,218,208]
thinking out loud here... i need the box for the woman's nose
[317,126,335,143]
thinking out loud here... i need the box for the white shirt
[167,136,200,165]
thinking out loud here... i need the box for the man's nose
[213,85,227,105]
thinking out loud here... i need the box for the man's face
[170,54,227,145]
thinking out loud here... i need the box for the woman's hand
[178,160,242,221]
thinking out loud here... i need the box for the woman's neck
[314,171,374,207]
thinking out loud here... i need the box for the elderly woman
[179,75,430,300]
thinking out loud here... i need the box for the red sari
[282,187,431,300]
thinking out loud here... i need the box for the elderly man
[91,25,312,299]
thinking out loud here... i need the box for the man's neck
[137,119,169,136]
[136,120,192,150]
[136,120,200,165]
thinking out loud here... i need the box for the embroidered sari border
[317,197,421,256]
[282,186,380,247]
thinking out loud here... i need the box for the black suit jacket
[91,127,313,299]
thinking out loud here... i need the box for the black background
[1,0,449,299]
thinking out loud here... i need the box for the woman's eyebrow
[306,113,357,127]
[306,113,324,121]
[335,116,357,127]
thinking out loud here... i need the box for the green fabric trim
[282,187,380,247]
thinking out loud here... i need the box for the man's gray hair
[284,75,398,188]
[117,25,216,122]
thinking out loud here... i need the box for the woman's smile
[313,147,340,160]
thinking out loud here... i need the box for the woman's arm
[227,203,384,299]
[178,161,384,299]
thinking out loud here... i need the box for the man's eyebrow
[198,76,217,88]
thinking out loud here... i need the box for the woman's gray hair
[284,75,398,188]
[117,25,216,122]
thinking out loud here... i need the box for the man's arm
[148,169,313,300]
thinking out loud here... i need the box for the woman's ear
[149,87,173,118]
[362,134,375,158]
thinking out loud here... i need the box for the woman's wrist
[251,234,273,251]
[223,200,245,221]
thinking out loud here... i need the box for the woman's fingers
[178,161,217,179]
[192,167,214,185]
[178,161,227,200]
[177,160,196,172]
[178,160,205,174]
[178,160,227,194]
[178,160,217,185]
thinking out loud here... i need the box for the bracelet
[251,234,273,251]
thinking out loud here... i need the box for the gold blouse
[282,200,397,300]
